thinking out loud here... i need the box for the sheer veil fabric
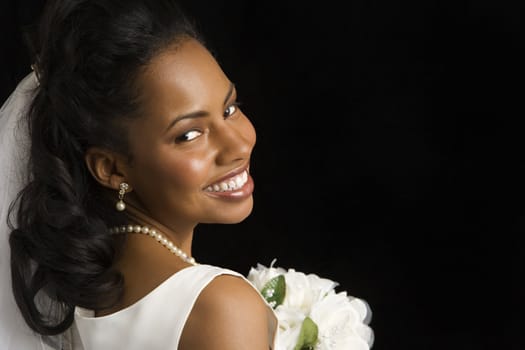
[0,72,50,349]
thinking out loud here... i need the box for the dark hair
[8,0,202,335]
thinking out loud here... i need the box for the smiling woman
[0,0,276,349]
[94,40,257,233]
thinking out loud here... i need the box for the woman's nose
[213,116,256,165]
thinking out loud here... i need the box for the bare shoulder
[179,273,272,350]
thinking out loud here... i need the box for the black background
[1,1,523,349]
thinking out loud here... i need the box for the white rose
[310,292,374,349]
[247,261,286,291]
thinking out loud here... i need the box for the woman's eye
[176,130,202,142]
[223,102,241,118]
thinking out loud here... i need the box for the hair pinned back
[9,0,202,335]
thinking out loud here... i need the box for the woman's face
[124,39,256,233]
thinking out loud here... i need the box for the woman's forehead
[139,39,230,107]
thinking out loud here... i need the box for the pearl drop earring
[116,182,129,211]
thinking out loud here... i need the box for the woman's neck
[120,201,194,258]
[97,202,198,317]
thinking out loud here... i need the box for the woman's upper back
[71,264,277,350]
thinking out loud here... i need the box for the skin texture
[85,39,274,349]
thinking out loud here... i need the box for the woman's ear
[84,147,129,190]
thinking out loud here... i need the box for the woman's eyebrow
[165,82,236,133]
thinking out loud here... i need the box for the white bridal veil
[0,72,48,349]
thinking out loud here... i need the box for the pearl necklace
[109,224,198,266]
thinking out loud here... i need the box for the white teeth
[205,170,249,192]
[235,176,243,188]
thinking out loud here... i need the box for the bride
[0,0,277,349]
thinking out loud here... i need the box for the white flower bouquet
[247,260,374,350]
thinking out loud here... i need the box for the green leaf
[260,275,286,308]
[294,317,319,350]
